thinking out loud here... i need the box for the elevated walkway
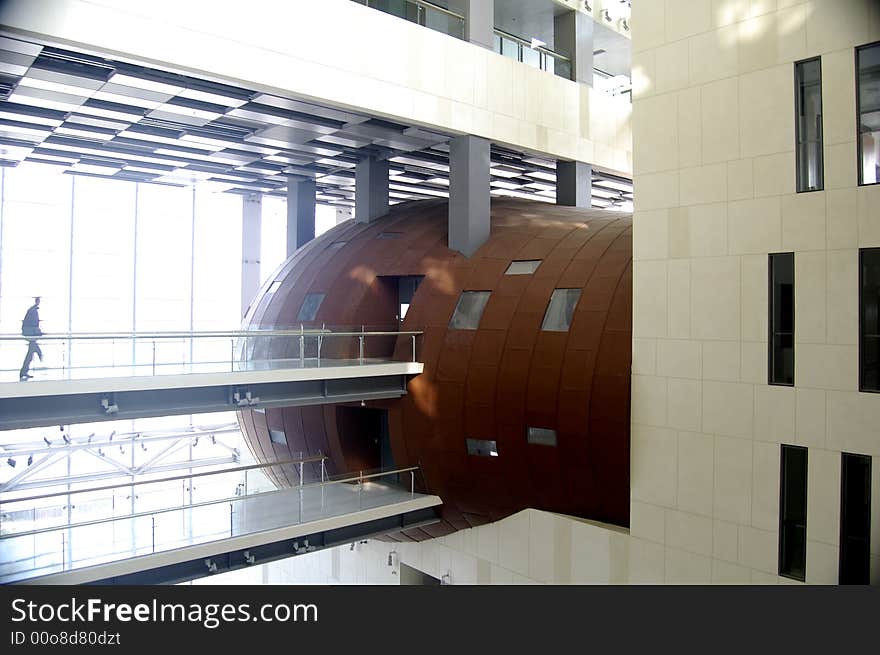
[0,458,441,585]
[0,329,423,430]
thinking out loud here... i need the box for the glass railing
[0,327,423,383]
[353,0,466,40]
[493,28,572,80]
[0,459,426,583]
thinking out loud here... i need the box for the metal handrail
[364,0,465,22]
[493,27,571,63]
[0,465,421,541]
[0,455,326,506]
[0,328,424,341]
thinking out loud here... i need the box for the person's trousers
[19,339,42,379]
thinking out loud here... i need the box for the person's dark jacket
[21,304,42,337]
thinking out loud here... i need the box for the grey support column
[286,176,316,256]
[556,161,592,208]
[448,0,494,50]
[355,157,389,223]
[554,9,594,85]
[241,193,262,317]
[448,135,490,257]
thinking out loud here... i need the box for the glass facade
[0,165,269,574]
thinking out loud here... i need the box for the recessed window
[267,280,282,293]
[779,445,808,582]
[860,248,880,392]
[449,291,491,330]
[297,292,325,321]
[857,42,880,185]
[839,452,872,584]
[541,288,581,331]
[505,260,542,275]
[769,253,794,386]
[326,240,348,250]
[527,426,557,446]
[466,438,498,457]
[269,429,287,445]
[377,231,402,239]
[795,57,823,192]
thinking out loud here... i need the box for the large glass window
[779,444,808,581]
[449,291,490,330]
[541,288,581,332]
[857,42,880,185]
[769,253,794,386]
[860,248,880,392]
[795,57,823,192]
[527,426,557,446]
[839,452,871,584]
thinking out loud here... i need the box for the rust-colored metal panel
[238,199,633,532]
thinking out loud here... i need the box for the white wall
[0,0,631,175]
[630,0,880,584]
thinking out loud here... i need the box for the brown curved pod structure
[238,198,632,538]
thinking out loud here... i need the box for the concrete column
[448,0,494,50]
[448,135,491,257]
[355,157,389,223]
[241,193,261,317]
[556,160,592,208]
[554,9,594,85]
[286,176,315,256]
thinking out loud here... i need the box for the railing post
[151,515,156,553]
[151,340,156,375]
[358,470,363,509]
[411,470,414,496]
[358,325,365,364]
[300,324,305,367]
[412,334,416,362]
[229,502,234,537]
[230,338,234,372]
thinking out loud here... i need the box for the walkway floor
[0,479,440,584]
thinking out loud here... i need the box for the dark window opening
[397,275,423,323]
[860,248,880,392]
[269,429,287,445]
[779,445,808,581]
[795,57,823,192]
[466,438,498,457]
[527,426,557,446]
[769,253,794,386]
[839,453,872,584]
[857,42,880,185]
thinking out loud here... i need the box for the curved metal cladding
[238,198,632,540]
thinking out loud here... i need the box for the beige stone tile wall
[631,0,880,584]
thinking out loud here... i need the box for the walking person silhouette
[19,296,43,381]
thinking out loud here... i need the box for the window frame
[541,288,582,332]
[856,40,880,187]
[859,247,880,392]
[794,56,824,193]
[778,444,808,582]
[838,452,872,584]
[768,252,795,387]
[448,290,491,330]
